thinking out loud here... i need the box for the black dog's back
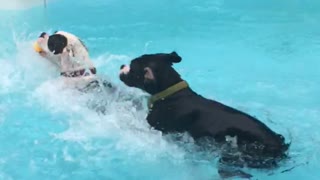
[197,93,289,166]
[148,87,289,168]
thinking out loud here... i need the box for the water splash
[1,0,320,178]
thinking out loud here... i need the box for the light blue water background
[0,0,319,179]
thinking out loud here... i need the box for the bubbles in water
[8,41,188,166]
[0,33,192,177]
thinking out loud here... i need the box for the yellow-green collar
[148,81,189,109]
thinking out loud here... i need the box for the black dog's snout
[120,65,125,70]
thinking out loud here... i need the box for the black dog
[119,51,289,178]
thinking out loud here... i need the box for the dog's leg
[217,144,253,179]
[78,80,100,93]
[218,159,253,179]
[218,168,253,179]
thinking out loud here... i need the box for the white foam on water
[0,38,59,92]
[0,33,188,167]
[20,48,187,162]
[32,73,186,161]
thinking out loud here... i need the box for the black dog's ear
[168,51,182,63]
[144,67,155,80]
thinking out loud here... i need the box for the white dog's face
[36,32,69,56]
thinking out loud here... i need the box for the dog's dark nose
[120,65,125,70]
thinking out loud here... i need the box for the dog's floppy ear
[144,67,155,80]
[168,51,182,63]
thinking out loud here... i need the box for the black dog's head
[119,51,183,95]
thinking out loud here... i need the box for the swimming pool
[0,0,319,179]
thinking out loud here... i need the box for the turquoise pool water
[0,0,319,179]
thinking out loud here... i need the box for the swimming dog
[119,51,290,178]
[34,30,99,89]
[34,31,144,113]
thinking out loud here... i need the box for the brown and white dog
[34,31,97,89]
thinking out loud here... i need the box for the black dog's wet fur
[120,51,290,178]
